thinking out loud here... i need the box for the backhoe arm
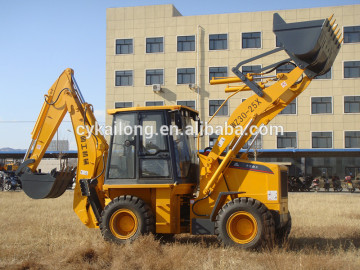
[23,69,77,171]
[17,68,108,228]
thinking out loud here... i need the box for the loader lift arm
[199,13,342,196]
[16,68,108,228]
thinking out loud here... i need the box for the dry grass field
[0,191,359,270]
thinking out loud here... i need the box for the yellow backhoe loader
[16,13,342,249]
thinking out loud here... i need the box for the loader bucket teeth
[273,13,342,78]
[20,167,76,199]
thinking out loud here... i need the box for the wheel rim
[226,211,258,244]
[109,209,138,240]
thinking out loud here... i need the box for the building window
[115,70,133,86]
[344,61,360,78]
[344,26,360,43]
[209,100,228,116]
[145,101,164,106]
[344,96,360,113]
[177,68,195,84]
[280,99,297,115]
[242,135,262,149]
[276,63,295,74]
[209,34,228,50]
[277,132,297,148]
[116,39,133,54]
[146,69,164,85]
[115,102,133,108]
[242,65,261,81]
[311,97,332,114]
[146,37,163,53]
[177,35,195,51]
[312,132,332,148]
[242,32,261,48]
[345,131,360,148]
[315,69,332,79]
[209,67,228,82]
[177,100,196,110]
[312,167,332,178]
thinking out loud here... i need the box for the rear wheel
[215,197,275,249]
[100,195,155,244]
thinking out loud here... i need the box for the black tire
[275,211,292,244]
[100,195,155,244]
[215,197,275,249]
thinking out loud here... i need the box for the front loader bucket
[20,167,76,199]
[273,13,341,78]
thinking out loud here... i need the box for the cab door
[106,113,137,182]
[138,112,172,182]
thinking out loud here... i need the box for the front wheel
[215,197,275,249]
[100,195,155,244]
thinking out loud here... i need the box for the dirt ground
[0,191,359,270]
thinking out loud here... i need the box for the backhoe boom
[17,68,108,228]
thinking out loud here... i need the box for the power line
[0,121,106,124]
[0,121,68,123]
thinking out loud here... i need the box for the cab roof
[107,105,198,115]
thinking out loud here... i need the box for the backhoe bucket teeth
[20,167,76,199]
[273,13,341,78]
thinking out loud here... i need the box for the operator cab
[105,105,199,185]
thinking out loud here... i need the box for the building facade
[106,4,360,178]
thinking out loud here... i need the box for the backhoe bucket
[19,167,76,199]
[273,13,341,78]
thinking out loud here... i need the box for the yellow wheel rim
[226,211,258,244]
[109,209,138,240]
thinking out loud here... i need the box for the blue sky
[0,0,357,149]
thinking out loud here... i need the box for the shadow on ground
[166,234,360,252]
[288,236,360,252]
